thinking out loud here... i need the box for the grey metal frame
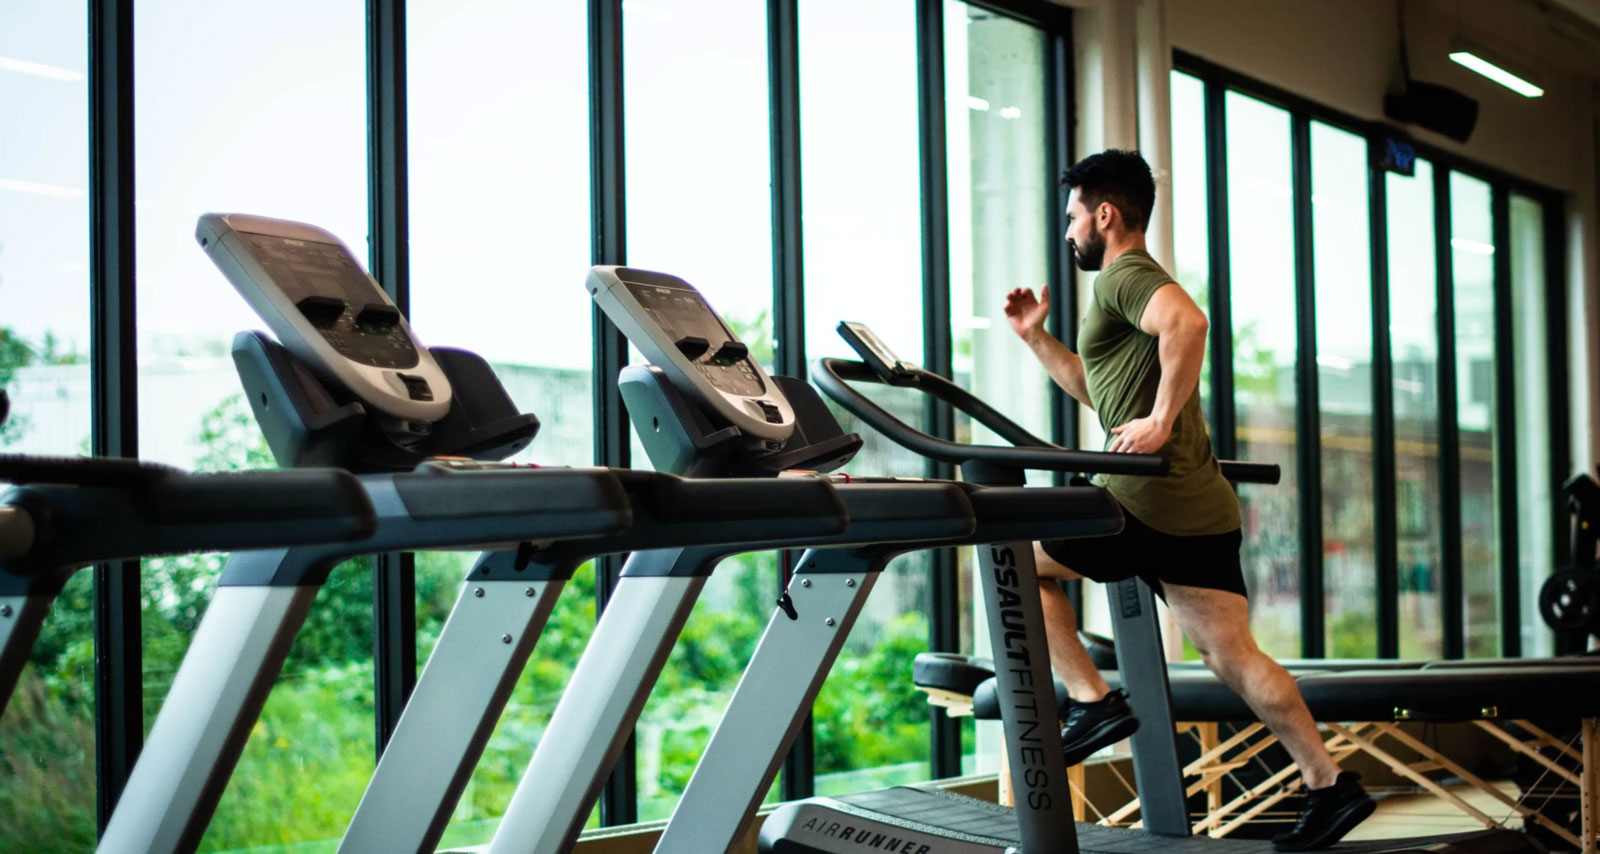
[656,549,879,854]
[339,572,568,852]
[487,551,714,854]
[96,471,627,854]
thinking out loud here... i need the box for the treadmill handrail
[814,358,1167,476]
[814,358,1281,484]
[1,467,378,575]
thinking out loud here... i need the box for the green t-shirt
[1079,250,1241,536]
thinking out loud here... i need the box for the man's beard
[1070,224,1107,271]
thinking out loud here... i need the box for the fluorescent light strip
[0,55,85,82]
[1449,51,1544,98]
[965,96,990,112]
[0,178,87,199]
[1450,237,1496,255]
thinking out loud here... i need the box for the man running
[1003,149,1374,850]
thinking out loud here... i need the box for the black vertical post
[768,0,817,802]
[1045,26,1083,618]
[89,0,141,832]
[366,0,416,757]
[1202,81,1235,459]
[1290,116,1324,658]
[1544,198,1571,657]
[1491,187,1520,657]
[917,0,961,781]
[1369,142,1399,659]
[589,0,637,826]
[1435,168,1464,659]
[1046,30,1077,455]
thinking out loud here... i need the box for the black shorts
[1039,511,1247,600]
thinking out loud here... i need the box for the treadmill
[0,457,375,720]
[95,215,853,854]
[748,323,1543,854]
[466,266,1162,854]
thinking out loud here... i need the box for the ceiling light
[0,56,85,82]
[1448,38,1543,98]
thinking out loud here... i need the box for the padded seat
[1295,665,1600,722]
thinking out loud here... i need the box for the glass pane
[133,1,372,848]
[406,1,596,843]
[1310,122,1376,657]
[625,0,777,819]
[1170,70,1210,417]
[944,0,1053,771]
[1387,158,1443,658]
[1224,91,1298,657]
[1509,194,1552,658]
[0,2,95,846]
[1449,172,1499,657]
[625,0,774,369]
[801,0,934,795]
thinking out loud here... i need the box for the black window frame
[1173,49,1570,661]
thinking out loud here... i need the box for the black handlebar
[813,358,1168,477]
[814,358,1281,484]
[0,454,184,487]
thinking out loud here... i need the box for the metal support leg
[99,579,319,854]
[1108,577,1189,836]
[654,550,879,854]
[975,540,1078,852]
[0,593,53,717]
[488,550,707,854]
[340,574,567,853]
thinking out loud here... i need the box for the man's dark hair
[1061,149,1156,232]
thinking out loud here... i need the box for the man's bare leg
[1160,582,1340,790]
[1033,542,1112,702]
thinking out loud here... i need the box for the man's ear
[1098,201,1117,230]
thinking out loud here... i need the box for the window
[1310,121,1377,657]
[623,0,777,820]
[1448,172,1500,657]
[1509,194,1553,657]
[943,0,1055,768]
[1386,158,1444,658]
[1170,71,1210,419]
[406,0,597,843]
[0,2,94,847]
[1224,92,1299,657]
[800,0,935,794]
[133,1,371,847]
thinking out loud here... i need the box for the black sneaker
[1060,689,1140,766]
[1273,771,1377,850]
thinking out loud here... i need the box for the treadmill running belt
[822,787,1540,854]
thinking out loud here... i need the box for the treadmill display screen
[241,232,378,307]
[623,279,763,397]
[239,231,420,370]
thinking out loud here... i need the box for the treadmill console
[197,213,451,444]
[837,321,915,381]
[587,266,794,442]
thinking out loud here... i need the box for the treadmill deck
[804,787,1542,854]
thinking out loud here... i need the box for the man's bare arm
[1106,283,1208,453]
[1140,284,1208,426]
[1003,285,1094,410]
[1023,329,1094,409]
